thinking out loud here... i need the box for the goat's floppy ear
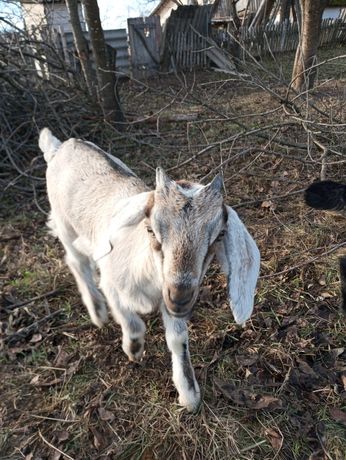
[93,192,153,261]
[215,206,260,325]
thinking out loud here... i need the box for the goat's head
[95,168,260,324]
[144,168,227,318]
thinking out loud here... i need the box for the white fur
[216,207,261,324]
[39,128,62,162]
[40,128,260,412]
[177,183,204,197]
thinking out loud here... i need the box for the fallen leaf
[91,427,103,450]
[265,427,283,450]
[308,449,327,460]
[94,433,101,450]
[49,451,61,460]
[66,359,81,376]
[261,200,277,211]
[320,292,333,299]
[54,430,69,443]
[54,346,71,367]
[199,286,213,302]
[140,446,155,460]
[341,374,346,391]
[252,395,283,410]
[98,407,115,422]
[244,369,252,379]
[236,353,259,367]
[30,333,42,343]
[330,407,346,426]
[331,347,345,359]
[30,375,40,385]
[215,379,282,410]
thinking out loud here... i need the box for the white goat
[39,128,260,412]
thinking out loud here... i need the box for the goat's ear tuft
[156,167,173,191]
[208,174,223,193]
[202,174,223,198]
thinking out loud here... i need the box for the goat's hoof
[91,315,107,329]
[90,300,108,328]
[179,390,201,413]
[123,337,144,363]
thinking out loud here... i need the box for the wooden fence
[241,17,346,57]
[162,5,212,71]
[169,31,208,71]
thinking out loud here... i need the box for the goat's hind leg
[53,220,108,328]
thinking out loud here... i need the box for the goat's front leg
[161,306,200,412]
[100,282,146,362]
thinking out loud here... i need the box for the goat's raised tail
[39,128,62,162]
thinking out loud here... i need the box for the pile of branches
[1,18,345,217]
[0,21,101,212]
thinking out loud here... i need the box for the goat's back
[45,136,147,240]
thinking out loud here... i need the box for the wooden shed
[20,0,85,34]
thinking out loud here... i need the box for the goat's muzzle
[164,284,197,317]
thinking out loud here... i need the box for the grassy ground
[1,46,346,459]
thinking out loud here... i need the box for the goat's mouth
[163,287,198,319]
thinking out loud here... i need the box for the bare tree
[81,0,124,125]
[291,0,328,92]
[65,0,96,99]
[279,0,291,23]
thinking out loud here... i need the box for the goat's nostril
[168,287,193,306]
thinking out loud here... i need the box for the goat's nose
[168,285,193,307]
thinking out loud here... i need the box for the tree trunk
[81,0,124,125]
[229,0,241,66]
[279,0,291,23]
[291,0,328,92]
[65,0,96,99]
[291,0,301,24]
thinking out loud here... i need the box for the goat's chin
[163,295,198,320]
[165,306,193,320]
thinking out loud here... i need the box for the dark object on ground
[305,180,346,212]
[305,180,346,311]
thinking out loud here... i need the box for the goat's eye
[146,227,154,234]
[216,230,226,242]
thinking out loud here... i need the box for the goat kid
[39,128,261,412]
[305,180,346,312]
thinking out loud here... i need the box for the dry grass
[1,47,346,460]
